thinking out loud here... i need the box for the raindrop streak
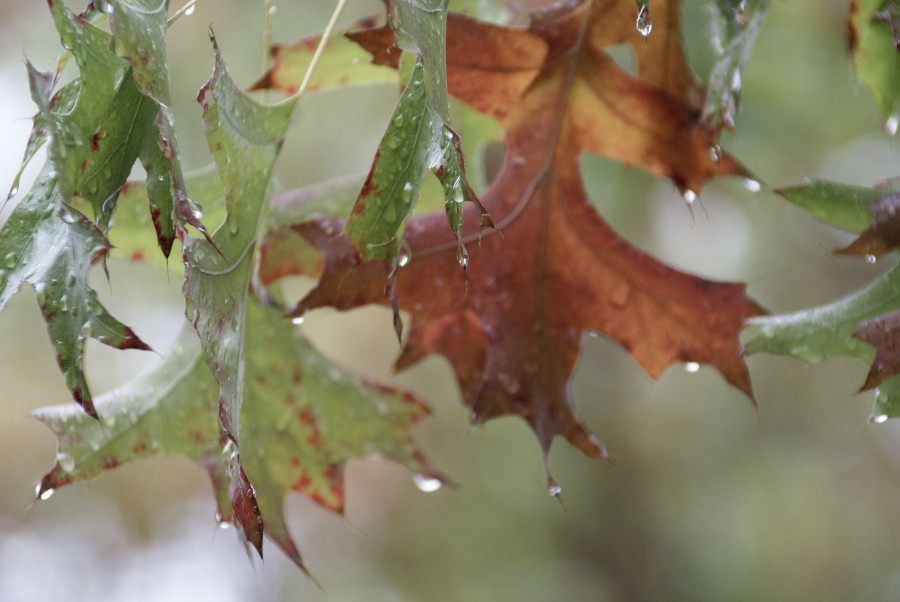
[684,361,701,373]
[886,113,899,137]
[873,414,889,424]
[636,4,652,37]
[413,474,442,493]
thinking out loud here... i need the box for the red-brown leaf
[291,0,764,458]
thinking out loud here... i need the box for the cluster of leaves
[0,0,898,574]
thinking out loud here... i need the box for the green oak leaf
[105,0,211,252]
[45,0,159,227]
[238,300,438,568]
[0,165,150,417]
[183,39,296,555]
[851,0,900,130]
[33,307,438,572]
[33,327,225,513]
[344,58,490,272]
[702,0,771,132]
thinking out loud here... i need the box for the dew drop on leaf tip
[36,485,54,501]
[546,476,562,497]
[635,5,652,37]
[886,113,899,137]
[865,254,878,264]
[873,414,889,424]
[291,315,305,326]
[185,4,196,16]
[682,190,697,204]
[413,474,442,492]
[683,361,700,373]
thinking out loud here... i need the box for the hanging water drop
[413,474,442,492]
[865,254,878,264]
[684,361,700,373]
[885,113,899,137]
[683,189,698,204]
[291,315,305,326]
[185,3,196,15]
[743,178,761,192]
[37,486,55,501]
[873,414,889,424]
[457,245,468,271]
[546,475,562,497]
[636,4,652,37]
[397,245,411,267]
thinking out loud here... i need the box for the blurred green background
[2,1,900,601]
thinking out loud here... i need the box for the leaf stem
[295,0,350,100]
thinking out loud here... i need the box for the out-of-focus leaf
[0,165,150,417]
[702,0,771,132]
[251,20,398,95]
[184,40,296,556]
[746,264,900,421]
[851,0,900,131]
[744,265,900,364]
[778,180,882,232]
[777,179,900,259]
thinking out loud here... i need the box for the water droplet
[709,145,721,163]
[684,361,701,373]
[3,253,17,268]
[80,322,92,338]
[56,452,75,473]
[873,414,889,424]
[413,474,442,492]
[386,135,401,150]
[743,178,761,192]
[37,486,55,501]
[59,295,69,312]
[268,5,276,15]
[636,4,652,37]
[546,476,562,497]
[401,181,414,204]
[397,245,411,267]
[683,189,698,204]
[457,246,468,271]
[865,254,878,264]
[393,113,404,126]
[8,185,18,198]
[291,315,305,326]
[886,113,899,137]
[186,3,196,15]
[730,69,742,93]
[452,186,464,204]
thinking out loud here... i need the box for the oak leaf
[289,1,765,462]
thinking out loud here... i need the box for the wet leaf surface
[850,0,900,131]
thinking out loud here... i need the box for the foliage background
[1,0,900,600]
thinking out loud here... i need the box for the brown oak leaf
[288,1,765,460]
